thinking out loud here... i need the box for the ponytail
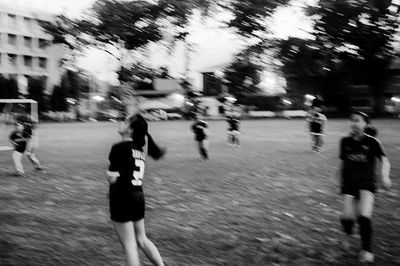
[146,133,166,160]
[128,114,166,160]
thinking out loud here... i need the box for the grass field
[0,119,399,266]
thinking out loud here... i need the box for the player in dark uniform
[9,122,27,176]
[305,106,327,151]
[191,114,209,160]
[227,113,240,147]
[338,111,391,263]
[20,118,44,171]
[107,114,165,266]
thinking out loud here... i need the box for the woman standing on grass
[191,114,209,160]
[339,111,391,263]
[107,114,166,266]
[305,105,327,152]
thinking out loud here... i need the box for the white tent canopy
[138,101,172,110]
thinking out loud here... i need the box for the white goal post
[0,99,39,151]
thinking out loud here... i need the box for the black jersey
[339,134,385,183]
[227,117,240,131]
[22,124,33,139]
[306,112,327,134]
[108,141,146,193]
[192,120,208,141]
[9,130,27,153]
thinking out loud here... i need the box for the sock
[358,216,373,252]
[341,218,355,235]
[235,137,240,146]
[318,137,323,149]
[200,148,208,160]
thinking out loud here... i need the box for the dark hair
[364,126,378,137]
[128,114,165,160]
[351,110,370,124]
[312,97,322,108]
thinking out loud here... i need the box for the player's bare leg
[113,221,140,266]
[12,151,25,176]
[134,219,164,266]
[25,150,43,170]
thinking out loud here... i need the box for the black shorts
[341,177,376,199]
[15,143,27,153]
[195,137,206,142]
[109,190,145,223]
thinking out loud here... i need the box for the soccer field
[1,119,399,265]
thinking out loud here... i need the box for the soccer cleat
[158,147,167,159]
[340,236,351,251]
[15,171,25,177]
[359,250,374,263]
[35,166,45,171]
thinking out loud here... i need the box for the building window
[23,17,32,31]
[8,34,17,47]
[24,56,33,69]
[8,54,18,67]
[39,57,47,69]
[39,38,48,49]
[24,37,32,49]
[8,14,17,29]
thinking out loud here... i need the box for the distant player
[227,113,240,147]
[338,111,391,263]
[191,114,209,160]
[21,118,44,171]
[9,118,43,176]
[107,114,165,266]
[9,121,27,176]
[305,106,327,151]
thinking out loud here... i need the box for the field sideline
[0,119,399,265]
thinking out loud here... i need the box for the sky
[1,0,317,91]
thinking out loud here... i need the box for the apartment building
[0,4,64,94]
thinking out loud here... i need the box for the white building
[0,4,64,94]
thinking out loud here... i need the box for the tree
[50,85,68,112]
[224,0,400,113]
[0,75,19,99]
[227,0,291,38]
[41,1,226,82]
[27,77,47,113]
[42,0,292,99]
[224,58,262,98]
[7,78,19,99]
[305,0,400,113]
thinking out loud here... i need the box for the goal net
[0,99,38,151]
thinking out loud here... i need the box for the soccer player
[107,114,165,266]
[21,118,44,171]
[338,111,391,263]
[305,106,327,151]
[9,121,27,176]
[191,114,209,160]
[227,113,240,147]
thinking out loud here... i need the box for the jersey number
[132,160,145,186]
